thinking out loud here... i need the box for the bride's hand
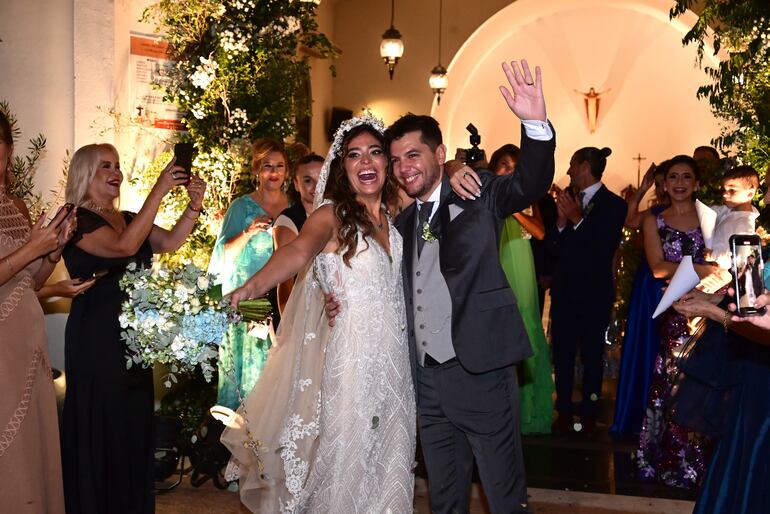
[230,280,262,308]
[324,292,341,327]
[447,160,481,201]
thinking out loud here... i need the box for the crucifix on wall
[632,152,646,187]
[575,87,610,133]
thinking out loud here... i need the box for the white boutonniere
[422,221,438,242]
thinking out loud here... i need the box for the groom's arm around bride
[390,59,555,514]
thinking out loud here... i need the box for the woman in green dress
[208,138,289,409]
[490,144,555,434]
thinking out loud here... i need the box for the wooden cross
[632,153,646,187]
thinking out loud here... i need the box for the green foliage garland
[142,0,337,266]
[671,1,770,176]
[0,101,48,219]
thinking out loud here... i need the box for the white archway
[432,0,721,193]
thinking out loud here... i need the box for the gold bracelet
[722,308,730,333]
[3,256,15,274]
[46,253,61,264]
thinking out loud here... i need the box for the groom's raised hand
[499,59,546,122]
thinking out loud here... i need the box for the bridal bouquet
[119,263,272,387]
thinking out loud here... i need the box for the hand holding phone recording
[729,292,770,331]
[173,143,195,185]
[730,234,766,316]
[157,159,190,193]
[48,202,74,228]
[28,210,66,259]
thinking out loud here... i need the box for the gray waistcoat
[412,231,455,365]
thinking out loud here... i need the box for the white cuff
[521,119,553,141]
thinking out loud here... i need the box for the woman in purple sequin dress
[635,156,718,488]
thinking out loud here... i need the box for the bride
[221,115,415,513]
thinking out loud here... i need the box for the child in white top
[710,165,760,270]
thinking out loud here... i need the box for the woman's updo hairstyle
[574,147,612,179]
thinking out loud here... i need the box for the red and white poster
[130,33,185,131]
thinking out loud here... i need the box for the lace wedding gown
[221,220,416,513]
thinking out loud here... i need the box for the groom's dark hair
[385,114,443,151]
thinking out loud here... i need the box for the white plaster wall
[329,0,721,197]
[0,0,75,200]
[73,0,117,148]
[309,0,335,155]
[433,0,722,194]
[1,0,120,203]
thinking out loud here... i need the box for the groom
[388,60,554,513]
[326,60,554,512]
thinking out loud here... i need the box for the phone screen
[47,203,74,228]
[173,142,195,175]
[730,234,766,316]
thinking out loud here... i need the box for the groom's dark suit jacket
[395,126,556,378]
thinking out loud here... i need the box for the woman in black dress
[61,143,206,513]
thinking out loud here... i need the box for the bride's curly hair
[324,124,400,266]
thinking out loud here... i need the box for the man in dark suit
[386,60,555,514]
[548,147,627,436]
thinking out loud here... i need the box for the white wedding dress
[221,220,416,513]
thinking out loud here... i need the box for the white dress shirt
[415,183,443,224]
[711,204,759,269]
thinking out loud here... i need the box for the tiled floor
[155,403,698,514]
[153,364,701,513]
[155,475,694,514]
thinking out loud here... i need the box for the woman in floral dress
[636,155,718,488]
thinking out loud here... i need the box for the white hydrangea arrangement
[119,262,271,387]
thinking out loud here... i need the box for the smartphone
[730,234,766,316]
[173,142,195,184]
[47,203,74,228]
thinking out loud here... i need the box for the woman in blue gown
[611,163,668,435]
[209,138,288,409]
